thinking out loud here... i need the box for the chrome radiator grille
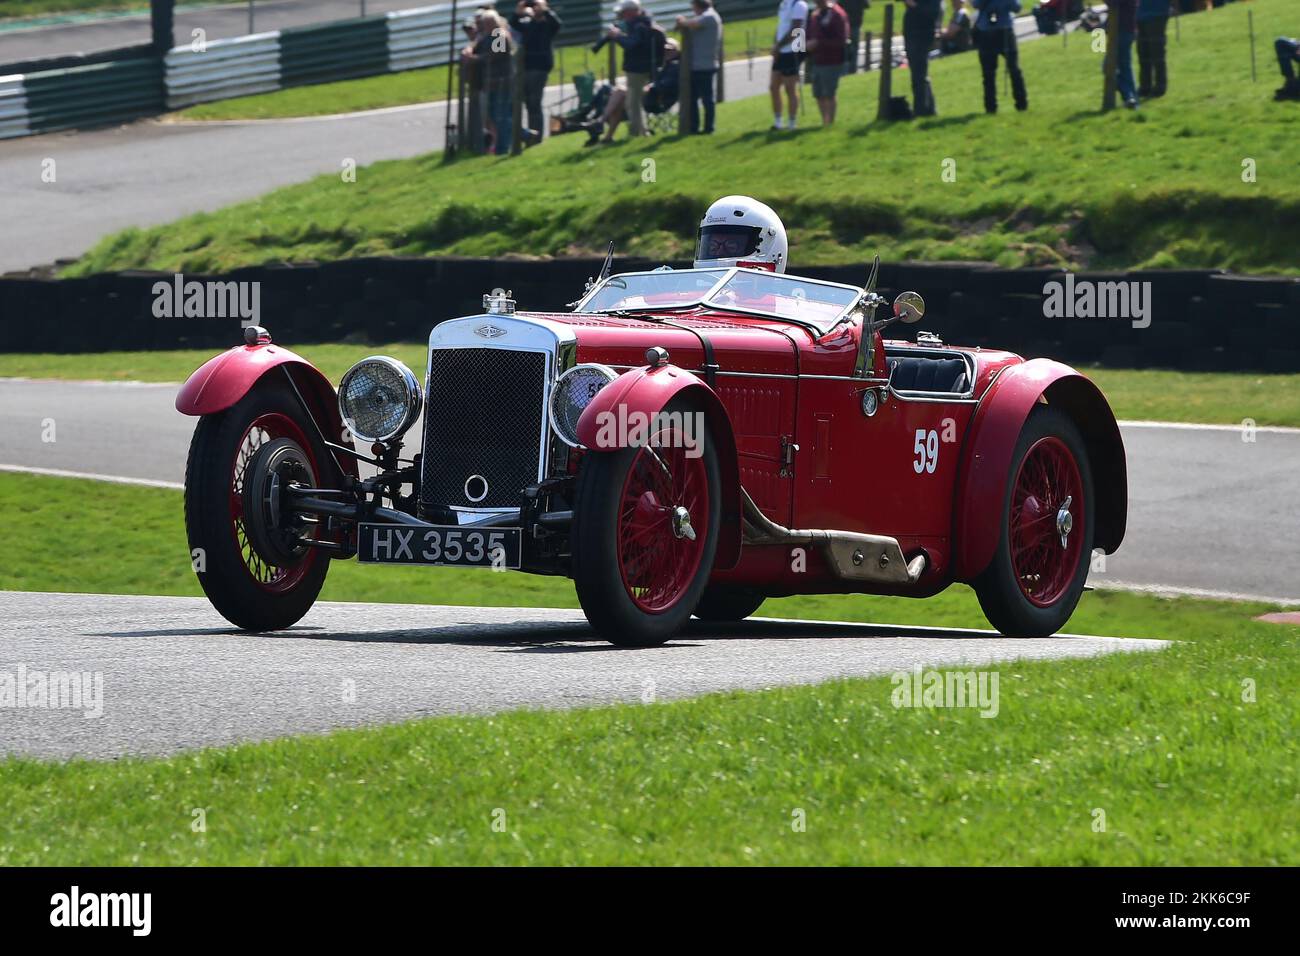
[419,348,548,512]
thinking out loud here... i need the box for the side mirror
[893,291,925,324]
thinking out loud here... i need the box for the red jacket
[808,3,850,66]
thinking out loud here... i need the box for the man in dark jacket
[1136,0,1169,98]
[903,0,943,117]
[972,0,1027,113]
[509,0,562,140]
[607,0,656,136]
[1276,36,1300,100]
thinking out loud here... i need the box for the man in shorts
[770,0,809,129]
[807,0,849,125]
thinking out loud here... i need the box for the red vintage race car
[176,255,1126,647]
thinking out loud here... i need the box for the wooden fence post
[678,28,693,135]
[876,5,893,118]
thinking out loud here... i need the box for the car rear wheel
[974,405,1094,637]
[184,380,332,631]
[571,396,721,647]
[693,586,765,622]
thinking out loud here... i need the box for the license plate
[357,523,522,569]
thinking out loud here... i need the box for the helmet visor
[697,224,762,262]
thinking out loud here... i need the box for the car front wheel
[184,379,331,631]
[571,397,722,647]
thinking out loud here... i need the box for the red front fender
[176,342,357,477]
[953,359,1127,581]
[576,364,742,570]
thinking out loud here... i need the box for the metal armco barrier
[1,0,767,136]
[0,57,164,139]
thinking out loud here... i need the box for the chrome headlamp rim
[337,355,423,445]
[548,362,618,448]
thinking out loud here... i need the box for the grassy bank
[71,1,1300,277]
[1,471,1296,865]
[4,347,1299,427]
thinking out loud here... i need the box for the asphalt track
[2,376,1298,603]
[0,591,1169,759]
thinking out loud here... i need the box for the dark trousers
[688,69,716,133]
[903,22,938,116]
[974,28,1027,113]
[523,69,549,136]
[1278,37,1300,81]
[1137,18,1168,96]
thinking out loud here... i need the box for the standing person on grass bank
[607,0,657,138]
[771,0,809,130]
[972,0,1027,114]
[902,0,944,117]
[463,9,516,154]
[1275,35,1300,101]
[677,0,723,134]
[1107,0,1139,109]
[509,0,563,143]
[806,0,849,125]
[1136,0,1168,99]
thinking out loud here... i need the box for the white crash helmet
[693,195,788,273]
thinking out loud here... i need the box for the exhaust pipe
[741,489,927,585]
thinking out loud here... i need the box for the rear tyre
[693,586,765,622]
[571,396,722,647]
[184,380,332,631]
[974,405,1095,637]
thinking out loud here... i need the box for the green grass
[1,471,1297,865]
[4,346,1300,427]
[75,1,1300,278]
[0,0,202,22]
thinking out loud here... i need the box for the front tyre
[974,405,1095,637]
[184,380,331,631]
[571,397,722,647]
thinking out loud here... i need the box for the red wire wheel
[616,437,710,613]
[1009,436,1085,608]
[228,412,320,593]
[572,396,722,647]
[184,380,332,631]
[974,406,1095,638]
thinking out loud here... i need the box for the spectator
[902,0,943,117]
[1276,36,1300,101]
[1136,0,1169,99]
[1108,0,1138,108]
[939,0,973,56]
[677,0,722,134]
[771,0,809,129]
[586,41,683,144]
[806,0,849,125]
[972,0,1027,113]
[509,0,562,142]
[607,0,656,138]
[842,0,868,72]
[470,9,516,153]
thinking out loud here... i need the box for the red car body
[176,266,1127,644]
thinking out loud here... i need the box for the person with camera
[972,0,1027,114]
[604,0,657,138]
[770,0,809,130]
[676,0,722,135]
[902,0,943,117]
[509,0,563,142]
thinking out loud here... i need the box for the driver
[694,195,789,273]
